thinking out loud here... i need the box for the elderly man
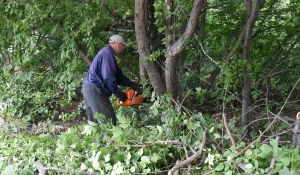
[82,35,140,125]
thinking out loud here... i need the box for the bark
[199,0,207,41]
[165,0,204,99]
[76,43,92,66]
[135,0,166,96]
[293,112,300,148]
[242,0,265,128]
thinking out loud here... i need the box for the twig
[234,78,300,158]
[115,140,182,148]
[245,116,294,131]
[262,129,293,143]
[168,130,207,175]
[183,145,191,175]
[223,113,236,151]
[200,43,220,68]
[213,113,236,151]
[268,136,280,175]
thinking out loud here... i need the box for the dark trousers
[82,83,116,125]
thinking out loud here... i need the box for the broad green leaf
[137,148,143,156]
[92,161,101,171]
[130,166,136,173]
[91,150,102,171]
[259,144,272,158]
[117,115,130,129]
[278,166,292,175]
[150,154,161,163]
[245,163,254,174]
[215,163,224,171]
[104,153,110,163]
[224,170,232,175]
[209,127,215,133]
[156,125,163,135]
[110,126,126,143]
[2,165,18,175]
[131,153,140,163]
[141,156,151,164]
[104,163,112,171]
[280,158,290,166]
[112,161,124,175]
[245,149,252,157]
[245,163,253,169]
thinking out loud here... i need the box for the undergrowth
[0,65,299,174]
[0,94,299,174]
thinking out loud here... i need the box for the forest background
[0,0,299,174]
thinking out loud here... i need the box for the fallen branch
[213,113,236,151]
[114,140,182,148]
[36,162,95,175]
[183,145,191,175]
[168,130,207,175]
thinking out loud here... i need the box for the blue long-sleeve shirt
[84,45,133,98]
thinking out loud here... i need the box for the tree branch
[236,78,300,158]
[114,140,182,148]
[168,130,207,175]
[36,162,95,175]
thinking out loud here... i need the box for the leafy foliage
[0,0,299,174]
[1,97,300,174]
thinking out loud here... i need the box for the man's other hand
[120,92,127,102]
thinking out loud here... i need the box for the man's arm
[101,53,123,98]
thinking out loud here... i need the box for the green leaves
[110,126,126,144]
[91,150,102,171]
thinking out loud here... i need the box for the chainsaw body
[117,88,144,106]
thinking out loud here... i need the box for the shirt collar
[107,45,116,54]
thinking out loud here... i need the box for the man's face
[116,43,124,54]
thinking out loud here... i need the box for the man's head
[109,35,127,54]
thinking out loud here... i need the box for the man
[82,34,140,125]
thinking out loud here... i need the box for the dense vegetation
[0,0,299,174]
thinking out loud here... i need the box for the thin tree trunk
[135,0,166,96]
[242,0,265,129]
[165,0,204,100]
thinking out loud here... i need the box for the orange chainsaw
[116,87,150,106]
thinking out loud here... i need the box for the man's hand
[119,92,127,102]
[131,83,143,93]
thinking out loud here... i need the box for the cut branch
[115,140,182,148]
[168,130,207,175]
[36,162,95,175]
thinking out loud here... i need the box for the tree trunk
[293,112,300,148]
[135,0,166,96]
[198,0,207,41]
[242,0,265,129]
[165,0,204,100]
